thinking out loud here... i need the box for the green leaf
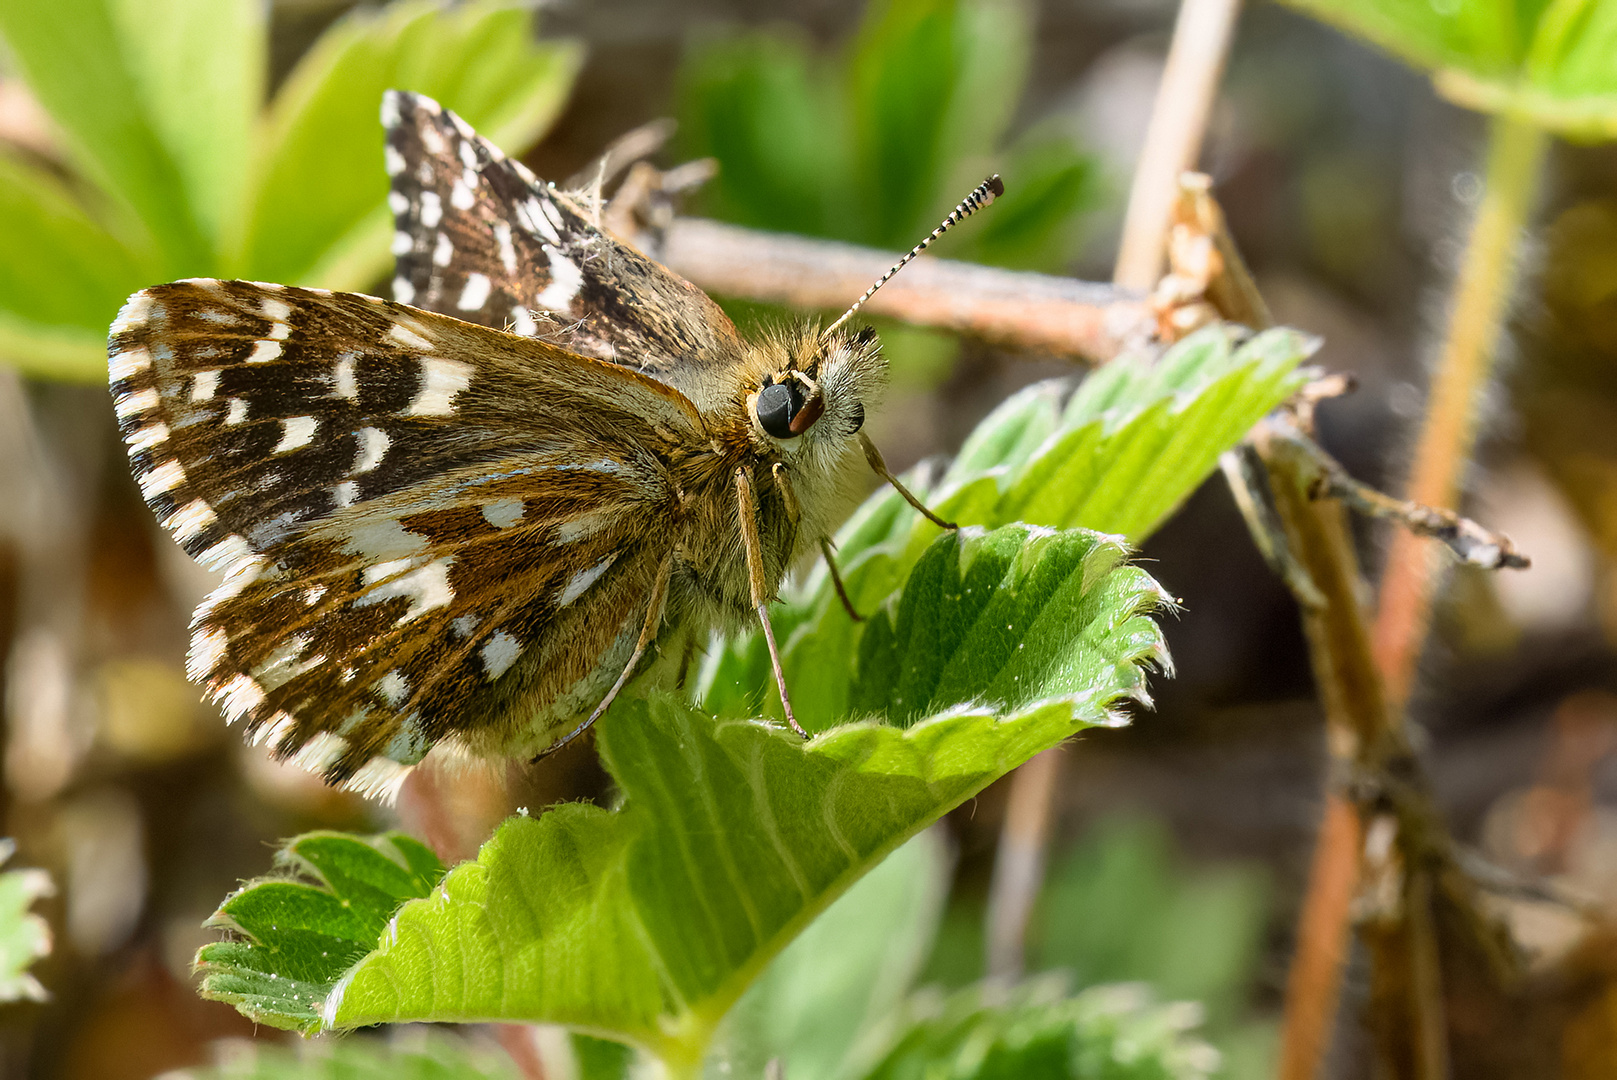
[1032,817,1269,1031]
[0,0,210,270]
[857,978,1219,1080]
[676,29,847,238]
[1278,0,1617,140]
[847,0,1032,247]
[699,325,1311,729]
[0,840,52,1003]
[0,313,112,382]
[677,0,1080,256]
[195,832,444,1032]
[197,525,1165,1070]
[709,829,953,1080]
[231,0,582,286]
[104,0,265,246]
[0,149,153,336]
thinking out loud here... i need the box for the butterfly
[107,90,1000,799]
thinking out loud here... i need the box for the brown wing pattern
[108,280,701,795]
[383,90,746,402]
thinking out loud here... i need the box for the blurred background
[1,0,1615,1077]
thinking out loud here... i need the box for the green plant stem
[1371,115,1549,706]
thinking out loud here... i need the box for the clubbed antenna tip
[824,174,1003,337]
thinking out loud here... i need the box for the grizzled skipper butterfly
[107,91,1000,799]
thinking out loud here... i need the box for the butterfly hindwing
[383,89,746,405]
[109,280,701,795]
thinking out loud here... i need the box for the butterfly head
[745,324,882,453]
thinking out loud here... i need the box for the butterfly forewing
[109,280,700,795]
[383,90,748,405]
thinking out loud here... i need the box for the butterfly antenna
[824,174,1003,338]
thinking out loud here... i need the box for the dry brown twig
[568,133,1155,364]
[1157,171,1527,1080]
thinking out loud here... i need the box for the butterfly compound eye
[756,380,806,439]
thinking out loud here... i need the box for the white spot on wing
[115,387,159,420]
[406,357,473,416]
[381,91,402,129]
[452,614,480,637]
[139,459,187,499]
[393,276,416,304]
[493,222,518,275]
[555,512,613,544]
[253,712,296,748]
[262,297,291,323]
[353,426,389,473]
[391,230,414,256]
[480,631,523,679]
[247,339,282,363]
[510,307,536,336]
[344,518,424,559]
[515,197,559,244]
[225,397,248,425]
[481,499,523,528]
[432,232,453,267]
[558,553,618,607]
[274,416,318,453]
[127,421,170,452]
[384,144,406,175]
[450,178,474,210]
[291,731,348,772]
[109,346,151,381]
[333,479,359,507]
[375,670,410,706]
[358,558,454,622]
[254,634,322,691]
[457,273,491,312]
[333,355,358,399]
[388,190,410,215]
[213,674,265,724]
[387,322,434,351]
[110,293,153,334]
[343,756,412,802]
[420,191,442,228]
[190,370,220,401]
[188,625,230,681]
[459,140,478,169]
[362,557,415,585]
[535,245,583,312]
[197,534,252,572]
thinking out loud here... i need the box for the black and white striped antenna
[824,174,1004,337]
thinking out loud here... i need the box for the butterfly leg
[734,467,808,738]
[532,552,674,761]
[820,538,864,622]
[858,432,957,530]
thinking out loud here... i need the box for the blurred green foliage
[922,816,1274,1079]
[677,0,1098,271]
[674,0,1099,388]
[1033,818,1269,1033]
[165,1033,522,1080]
[0,839,51,1004]
[863,979,1218,1080]
[1278,0,1617,140]
[0,0,580,380]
